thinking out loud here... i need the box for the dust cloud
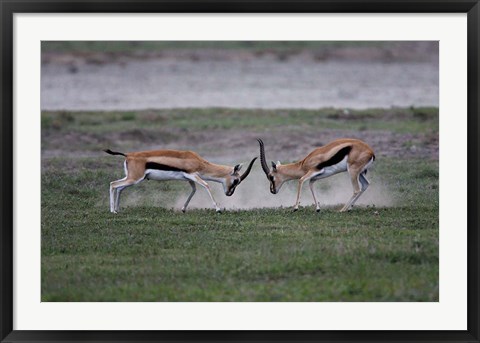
[170,167,393,211]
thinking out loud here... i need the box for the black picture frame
[1,1,479,342]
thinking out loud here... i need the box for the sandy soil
[42,125,438,162]
[41,54,438,111]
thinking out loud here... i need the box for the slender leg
[340,170,368,212]
[182,181,197,213]
[340,171,360,212]
[109,176,126,213]
[309,179,321,212]
[115,186,126,213]
[110,177,145,213]
[359,171,370,191]
[193,175,221,212]
[348,172,370,209]
[293,170,318,211]
[341,191,362,212]
[293,181,303,211]
[109,183,116,213]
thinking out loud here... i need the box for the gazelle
[257,138,375,212]
[105,148,257,213]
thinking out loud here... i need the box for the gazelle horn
[239,157,257,182]
[257,138,270,177]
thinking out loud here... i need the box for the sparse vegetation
[41,41,399,54]
[41,107,438,302]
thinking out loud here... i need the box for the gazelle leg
[110,177,126,213]
[340,170,365,212]
[340,196,359,212]
[192,175,221,212]
[309,179,321,212]
[110,176,145,213]
[115,186,127,213]
[110,183,115,212]
[181,181,197,213]
[347,172,370,209]
[293,170,318,211]
[359,171,370,191]
[342,191,363,212]
[113,160,148,213]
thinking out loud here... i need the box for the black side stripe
[145,162,187,173]
[316,146,352,170]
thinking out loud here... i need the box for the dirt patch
[205,129,439,162]
[42,127,438,162]
[327,112,377,121]
[42,127,184,157]
[42,42,438,66]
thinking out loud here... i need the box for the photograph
[40,41,439,302]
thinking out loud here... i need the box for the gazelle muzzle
[226,157,257,196]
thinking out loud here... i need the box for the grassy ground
[41,108,439,301]
[42,41,396,54]
[42,107,438,134]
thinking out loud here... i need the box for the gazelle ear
[233,164,243,174]
[271,161,277,172]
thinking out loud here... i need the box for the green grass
[41,107,438,301]
[42,207,438,302]
[42,107,438,133]
[41,156,438,302]
[41,107,438,153]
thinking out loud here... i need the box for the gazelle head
[257,139,288,194]
[224,157,257,196]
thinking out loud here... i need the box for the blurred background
[41,41,438,110]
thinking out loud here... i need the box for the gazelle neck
[277,161,304,180]
[200,162,232,179]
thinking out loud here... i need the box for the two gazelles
[106,138,375,213]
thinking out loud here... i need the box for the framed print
[1,1,479,342]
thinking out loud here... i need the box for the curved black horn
[257,138,271,176]
[239,157,257,182]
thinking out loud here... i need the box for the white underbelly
[145,170,189,181]
[314,157,348,179]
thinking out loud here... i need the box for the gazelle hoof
[293,208,298,212]
[316,208,321,213]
